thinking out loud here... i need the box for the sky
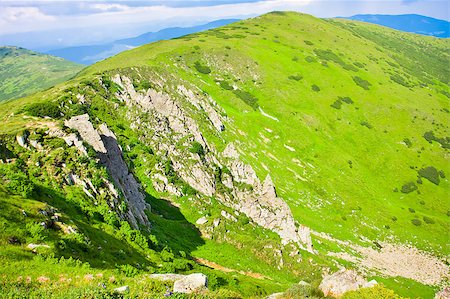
[0,0,448,50]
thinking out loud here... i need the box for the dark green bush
[305,56,316,63]
[233,89,259,110]
[194,61,211,74]
[401,182,417,193]
[422,131,450,149]
[25,102,61,118]
[411,219,422,226]
[189,141,205,157]
[340,96,353,104]
[304,40,314,46]
[331,99,342,109]
[288,75,303,81]
[219,80,233,90]
[423,216,435,224]
[403,138,412,148]
[353,76,371,90]
[311,84,320,92]
[390,74,410,87]
[360,121,373,129]
[418,166,440,185]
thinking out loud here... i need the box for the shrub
[331,99,342,109]
[411,219,422,226]
[233,89,259,110]
[340,96,354,104]
[189,141,205,157]
[390,74,409,87]
[25,102,61,118]
[418,166,440,185]
[401,182,417,194]
[118,264,140,277]
[194,61,211,74]
[219,80,233,90]
[305,56,316,63]
[353,76,371,90]
[283,283,323,299]
[26,223,47,242]
[311,84,320,92]
[304,40,314,46]
[288,75,303,81]
[423,216,435,224]
[342,284,402,298]
[408,208,415,213]
[0,165,35,197]
[360,121,373,129]
[403,138,412,148]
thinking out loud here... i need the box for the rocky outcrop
[65,114,150,228]
[222,143,314,252]
[173,273,208,294]
[319,269,377,298]
[110,73,313,252]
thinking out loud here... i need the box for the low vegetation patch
[401,181,417,193]
[417,166,441,185]
[233,89,259,110]
[353,76,372,90]
[194,61,211,74]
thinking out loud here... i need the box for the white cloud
[0,0,312,35]
[88,3,131,12]
[0,6,54,23]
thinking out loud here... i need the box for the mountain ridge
[46,19,240,65]
[0,11,448,298]
[342,14,450,38]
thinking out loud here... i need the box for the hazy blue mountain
[46,19,239,64]
[344,14,449,38]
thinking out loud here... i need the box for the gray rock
[16,134,27,148]
[266,293,284,299]
[196,216,208,225]
[27,243,50,250]
[363,279,378,288]
[114,285,129,293]
[319,269,366,298]
[173,273,208,294]
[65,114,150,228]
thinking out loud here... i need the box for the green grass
[0,46,83,102]
[0,11,448,298]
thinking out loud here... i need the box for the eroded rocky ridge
[65,114,150,228]
[110,73,313,252]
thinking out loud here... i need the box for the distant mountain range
[344,14,450,38]
[46,19,239,65]
[0,46,83,101]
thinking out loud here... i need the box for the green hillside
[0,46,83,102]
[0,12,448,298]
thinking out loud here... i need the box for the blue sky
[0,0,448,50]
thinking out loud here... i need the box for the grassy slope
[0,46,84,102]
[0,12,448,298]
[86,12,449,255]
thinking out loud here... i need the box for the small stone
[196,216,208,225]
[114,285,129,293]
[173,273,208,294]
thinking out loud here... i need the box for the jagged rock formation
[319,269,377,298]
[173,273,208,294]
[110,73,313,252]
[65,114,150,228]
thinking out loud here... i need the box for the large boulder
[173,273,208,294]
[319,269,366,298]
